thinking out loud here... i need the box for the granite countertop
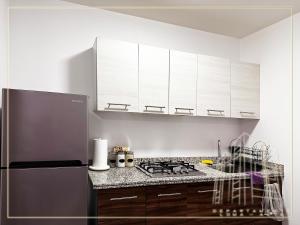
[88,157,284,190]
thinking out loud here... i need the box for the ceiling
[63,0,299,38]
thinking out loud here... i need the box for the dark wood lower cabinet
[98,219,145,225]
[186,219,223,225]
[146,219,188,225]
[222,218,282,225]
[185,182,223,225]
[97,180,283,225]
[98,187,146,225]
[146,184,187,225]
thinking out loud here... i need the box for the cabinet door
[96,37,139,112]
[146,184,187,225]
[139,45,169,114]
[187,182,217,216]
[223,218,282,225]
[197,55,230,118]
[226,179,283,225]
[186,182,224,225]
[98,187,145,225]
[169,50,197,115]
[231,62,260,119]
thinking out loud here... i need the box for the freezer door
[1,89,88,166]
[0,167,88,225]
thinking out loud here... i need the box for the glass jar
[125,151,134,167]
[116,151,125,168]
[109,152,117,168]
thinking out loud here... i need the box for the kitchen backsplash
[89,111,243,158]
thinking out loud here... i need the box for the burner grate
[137,160,205,178]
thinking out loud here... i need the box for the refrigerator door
[0,166,88,225]
[1,89,88,167]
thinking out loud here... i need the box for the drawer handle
[110,196,138,201]
[144,105,165,113]
[105,103,131,111]
[240,111,255,116]
[207,109,225,116]
[175,108,194,115]
[157,192,182,197]
[197,190,216,193]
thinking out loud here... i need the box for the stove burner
[137,160,205,178]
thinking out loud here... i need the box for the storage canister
[109,151,117,168]
[116,151,125,168]
[125,151,134,167]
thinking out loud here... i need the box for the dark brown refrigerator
[0,89,88,225]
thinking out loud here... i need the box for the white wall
[240,16,292,165]
[8,1,242,158]
[240,14,297,223]
[292,12,300,225]
[0,0,8,105]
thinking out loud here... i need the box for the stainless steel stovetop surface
[136,160,206,178]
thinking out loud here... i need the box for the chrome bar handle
[144,105,165,113]
[157,192,182,197]
[105,103,131,111]
[175,108,194,115]
[207,109,225,116]
[110,196,138,201]
[240,111,256,115]
[197,190,216,193]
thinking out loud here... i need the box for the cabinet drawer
[185,219,223,225]
[98,187,146,217]
[146,184,187,217]
[222,218,282,225]
[187,182,221,217]
[99,219,145,225]
[146,219,188,225]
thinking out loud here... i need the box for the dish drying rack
[213,135,284,220]
[230,139,271,163]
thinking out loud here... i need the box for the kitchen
[0,0,299,225]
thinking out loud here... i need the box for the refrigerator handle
[9,160,85,168]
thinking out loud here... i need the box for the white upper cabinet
[169,50,197,115]
[231,62,260,119]
[94,37,260,119]
[139,45,169,114]
[197,55,231,117]
[96,37,139,112]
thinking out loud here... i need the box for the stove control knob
[259,209,264,216]
[232,210,237,217]
[212,209,217,214]
[249,209,256,216]
[239,209,244,216]
[219,209,224,217]
[226,209,231,217]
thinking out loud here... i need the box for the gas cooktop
[137,160,206,178]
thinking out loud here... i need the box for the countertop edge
[91,172,284,190]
